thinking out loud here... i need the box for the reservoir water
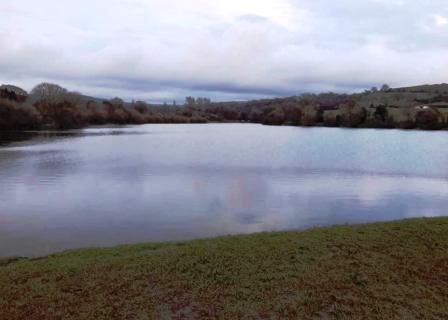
[1,124,448,257]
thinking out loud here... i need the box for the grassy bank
[1,218,448,319]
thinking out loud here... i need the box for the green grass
[1,218,448,319]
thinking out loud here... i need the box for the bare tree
[196,97,211,107]
[110,97,124,106]
[30,83,69,103]
[185,96,196,107]
[65,91,84,105]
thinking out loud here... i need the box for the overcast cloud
[1,0,448,102]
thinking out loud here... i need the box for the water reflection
[0,131,38,146]
[0,124,448,257]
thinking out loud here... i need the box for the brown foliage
[416,110,441,130]
[0,99,41,130]
[35,100,87,130]
[134,101,149,114]
[263,107,286,125]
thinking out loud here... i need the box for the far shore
[2,217,448,319]
[3,82,448,132]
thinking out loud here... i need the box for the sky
[1,0,448,102]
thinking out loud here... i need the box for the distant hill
[393,83,448,94]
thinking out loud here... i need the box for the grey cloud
[1,0,448,102]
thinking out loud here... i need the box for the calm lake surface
[1,124,448,257]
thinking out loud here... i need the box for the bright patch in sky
[434,14,448,26]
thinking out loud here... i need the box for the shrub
[134,101,149,114]
[0,99,41,130]
[262,107,286,125]
[416,110,441,130]
[35,100,87,130]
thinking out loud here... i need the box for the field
[1,218,448,319]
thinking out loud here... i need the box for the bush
[134,102,149,114]
[416,110,441,130]
[262,107,286,125]
[0,99,41,130]
[35,100,87,130]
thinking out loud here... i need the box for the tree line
[1,82,448,131]
[0,83,212,131]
